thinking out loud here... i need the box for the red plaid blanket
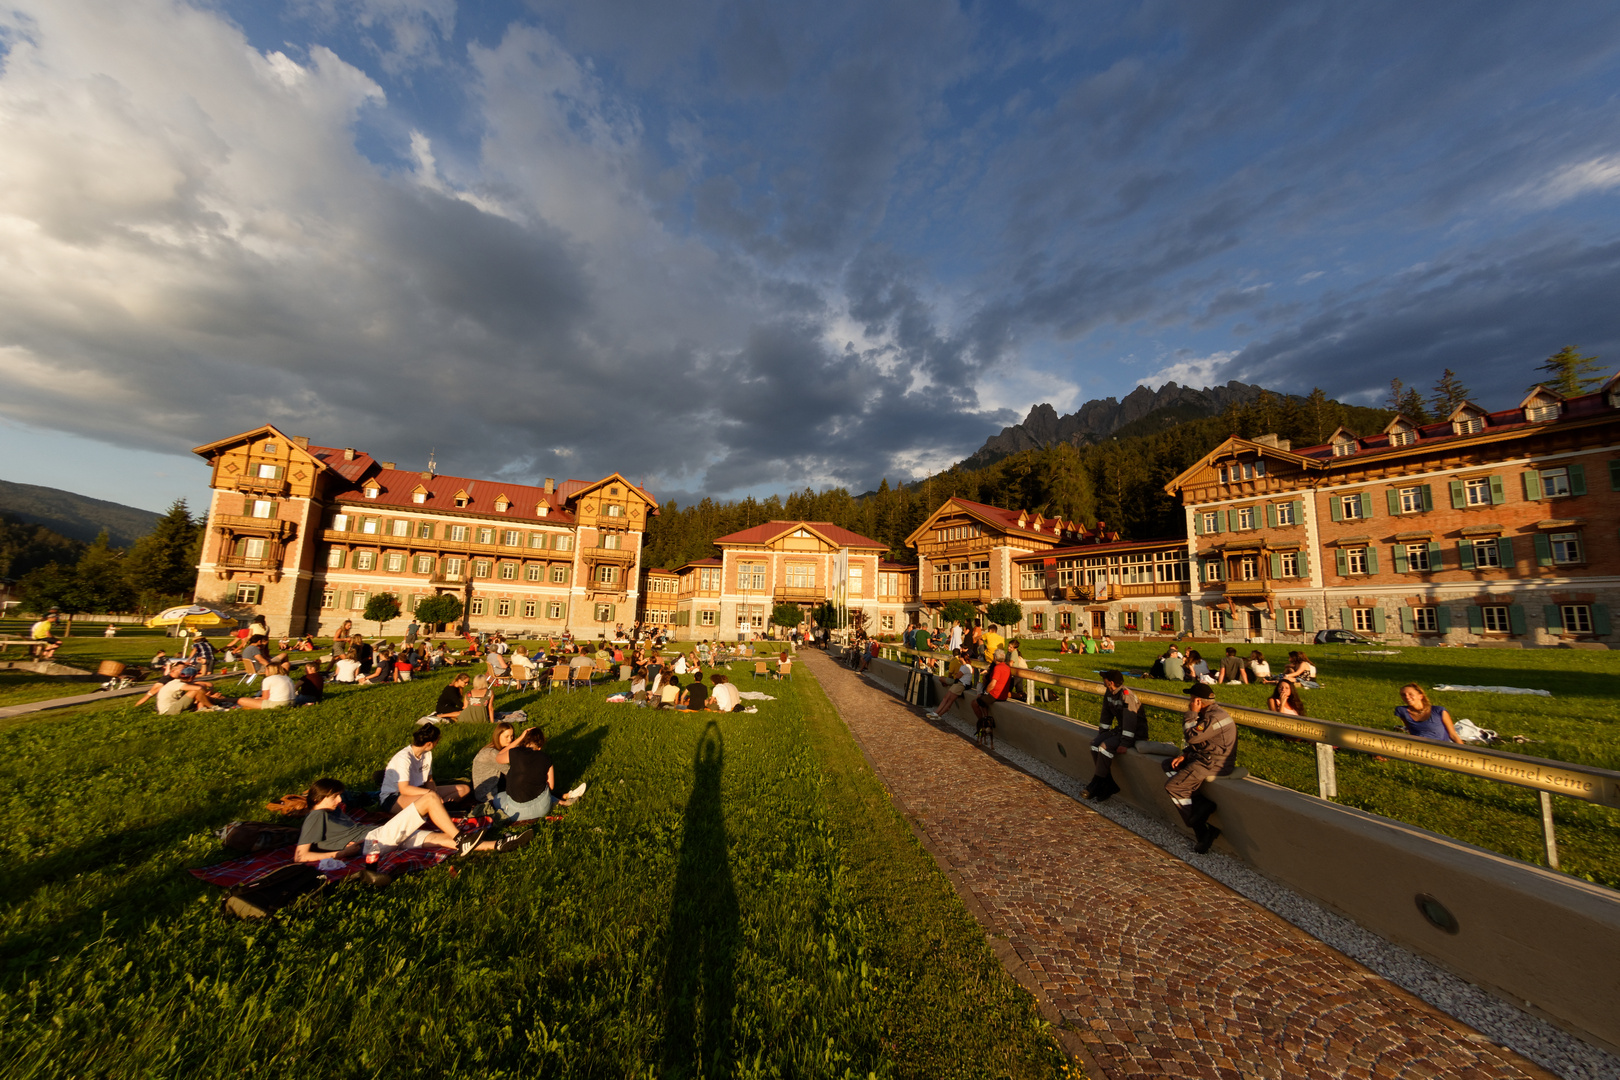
[189,816,492,887]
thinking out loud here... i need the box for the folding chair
[776,659,793,681]
[619,664,633,682]
[550,663,572,692]
[753,661,768,680]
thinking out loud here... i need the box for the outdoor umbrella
[146,605,231,629]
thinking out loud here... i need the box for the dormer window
[1455,416,1483,435]
[494,495,510,513]
[263,442,278,454]
[413,492,427,504]
[1332,440,1355,457]
[1521,387,1563,424]
[1389,428,1414,447]
[454,490,469,508]
[1527,402,1559,423]
[364,485,380,498]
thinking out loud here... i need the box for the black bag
[222,863,327,920]
[219,820,302,853]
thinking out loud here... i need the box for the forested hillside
[0,478,160,547]
[0,513,85,580]
[641,388,1391,569]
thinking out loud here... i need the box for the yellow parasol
[146,605,232,629]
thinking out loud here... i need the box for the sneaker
[924,711,940,720]
[493,828,534,853]
[1193,825,1221,855]
[454,827,487,857]
[563,782,587,801]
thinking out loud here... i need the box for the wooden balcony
[1115,581,1191,597]
[218,554,279,571]
[232,476,288,496]
[1222,579,1271,598]
[1019,588,1048,601]
[773,585,824,603]
[581,547,636,564]
[217,515,295,538]
[920,587,990,604]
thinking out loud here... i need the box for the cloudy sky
[2,1,1619,513]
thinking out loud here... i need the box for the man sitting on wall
[925,651,977,721]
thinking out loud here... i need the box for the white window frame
[546,601,563,619]
[551,566,568,583]
[1473,539,1501,568]
[1405,544,1430,572]
[470,598,485,616]
[1413,607,1438,632]
[525,564,542,582]
[1482,605,1510,633]
[1550,532,1583,565]
[1340,495,1363,520]
[1346,548,1368,575]
[1237,507,1255,530]
[354,551,376,571]
[1280,552,1299,577]
[1398,487,1423,513]
[1352,608,1375,632]
[499,562,517,580]
[1464,478,1491,506]
[1561,604,1593,634]
[1284,608,1303,631]
[1274,502,1295,526]
[1540,468,1571,498]
[497,598,512,617]
[251,499,274,519]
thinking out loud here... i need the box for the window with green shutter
[1534,533,1553,567]
[1466,606,1485,633]
[1542,604,1560,635]
[1393,545,1407,573]
[1339,606,1354,629]
[1569,463,1587,496]
[1400,606,1414,633]
[1523,471,1542,501]
[1497,536,1514,568]
[1386,489,1401,516]
[1365,547,1379,574]
[1301,607,1314,632]
[1335,548,1347,576]
[1457,539,1474,570]
[1594,604,1612,636]
[1450,479,1466,508]
[1489,475,1505,504]
[1265,502,1276,528]
[1359,491,1374,518]
[1329,497,1342,522]
[1372,608,1386,633]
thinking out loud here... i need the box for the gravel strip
[910,697,1620,1080]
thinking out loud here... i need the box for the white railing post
[1314,742,1337,800]
[1539,791,1560,870]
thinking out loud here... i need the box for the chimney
[544,478,555,494]
[292,436,309,448]
[343,447,355,461]
[1252,433,1291,451]
[380,461,395,470]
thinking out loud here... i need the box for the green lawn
[0,665,1071,1079]
[1013,638,1620,889]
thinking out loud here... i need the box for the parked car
[1314,629,1379,645]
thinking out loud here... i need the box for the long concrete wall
[860,654,1620,1054]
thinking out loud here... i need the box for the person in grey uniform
[1165,683,1237,853]
[1083,670,1146,802]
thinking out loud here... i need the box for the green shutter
[1392,545,1408,573]
[1539,605,1557,636]
[1372,608,1386,633]
[1466,606,1485,633]
[1293,499,1304,525]
[1330,497,1343,522]
[1167,611,1178,631]
[1335,548,1347,576]
[1489,475,1505,505]
[1420,484,1433,511]
[1270,552,1283,578]
[1457,540,1474,570]
[1265,502,1276,528]
[1198,608,1209,631]
[1217,510,1228,533]
[1594,604,1612,636]
[1436,605,1451,633]
[1450,480,1466,508]
[1610,460,1620,491]
[1399,606,1414,633]
[1534,533,1553,567]
[1569,463,1586,496]
[1386,489,1401,516]
[1339,606,1354,630]
[1359,491,1374,518]
[1193,512,1203,536]
[1365,547,1379,574]
[1497,536,1514,568]
[609,604,617,621]
[1298,549,1310,577]
[1427,540,1443,569]
[1523,471,1543,501]
[1301,607,1314,632]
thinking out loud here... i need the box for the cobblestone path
[800,650,1553,1080]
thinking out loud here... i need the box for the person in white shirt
[238,662,296,709]
[332,652,362,683]
[1246,650,1272,681]
[947,622,964,653]
[672,653,689,675]
[926,651,976,720]
[155,666,229,714]
[509,648,535,688]
[379,724,471,816]
[708,673,742,713]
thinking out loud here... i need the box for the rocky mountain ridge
[960,380,1275,469]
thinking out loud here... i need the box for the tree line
[11,500,203,616]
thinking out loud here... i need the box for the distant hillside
[959,380,1284,470]
[0,479,160,548]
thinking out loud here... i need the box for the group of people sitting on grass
[1056,632,1115,655]
[292,721,588,869]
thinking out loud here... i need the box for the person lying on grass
[381,724,471,816]
[294,778,526,863]
[237,661,296,710]
[1395,684,1464,744]
[493,727,586,822]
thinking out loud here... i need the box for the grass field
[1010,638,1620,889]
[0,660,1073,1079]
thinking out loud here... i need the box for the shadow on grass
[548,722,610,781]
[661,722,738,1078]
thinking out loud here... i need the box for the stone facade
[1166,379,1620,646]
[192,425,656,638]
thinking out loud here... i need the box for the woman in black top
[494,729,586,821]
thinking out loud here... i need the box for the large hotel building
[191,426,656,637]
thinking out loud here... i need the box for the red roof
[1291,390,1614,461]
[879,560,918,571]
[676,558,723,572]
[1012,536,1187,562]
[327,455,578,524]
[936,497,1090,541]
[713,520,887,549]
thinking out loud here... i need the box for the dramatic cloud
[2,0,1619,505]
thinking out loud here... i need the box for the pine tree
[1532,346,1604,397]
[68,531,135,613]
[125,499,202,606]
[1396,386,1431,423]
[1386,378,1406,412]
[1305,388,1336,444]
[1429,368,1472,417]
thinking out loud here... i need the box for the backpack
[222,863,327,920]
[218,820,303,853]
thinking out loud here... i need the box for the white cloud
[1518,154,1620,207]
[1136,350,1238,390]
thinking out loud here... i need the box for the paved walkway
[0,683,147,720]
[800,650,1552,1080]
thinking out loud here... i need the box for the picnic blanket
[189,845,448,887]
[1433,684,1551,696]
[738,692,775,701]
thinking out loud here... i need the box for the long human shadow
[660,722,739,1078]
